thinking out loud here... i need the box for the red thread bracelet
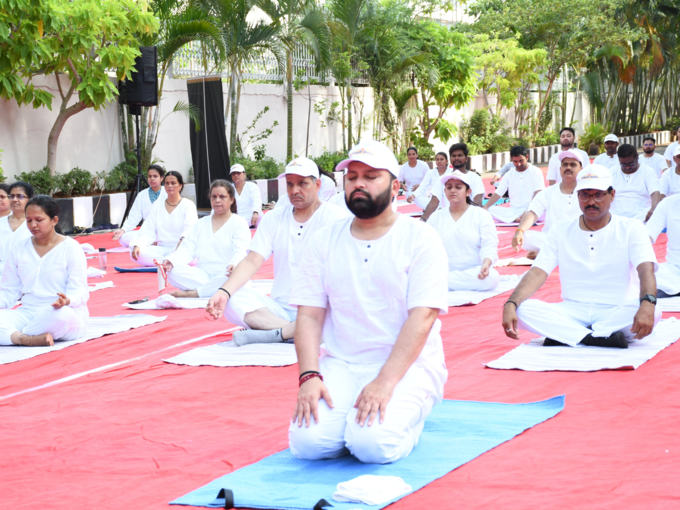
[299,373,324,387]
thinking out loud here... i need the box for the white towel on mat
[332,475,412,506]
[658,296,680,312]
[448,274,523,306]
[163,340,297,367]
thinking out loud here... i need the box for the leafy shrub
[311,150,348,172]
[0,148,5,183]
[18,166,57,195]
[232,156,284,180]
[55,167,94,197]
[663,116,680,133]
[579,123,609,154]
[459,109,514,155]
[534,130,559,147]
[105,160,138,192]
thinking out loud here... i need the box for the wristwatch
[640,294,657,305]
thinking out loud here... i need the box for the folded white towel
[87,267,106,278]
[81,243,96,254]
[332,475,412,506]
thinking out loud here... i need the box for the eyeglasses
[9,194,28,200]
[619,161,638,169]
[577,190,610,202]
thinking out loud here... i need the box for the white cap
[604,134,619,143]
[673,146,680,157]
[230,164,245,174]
[440,170,471,187]
[574,164,613,192]
[336,140,400,178]
[278,157,319,180]
[557,149,584,165]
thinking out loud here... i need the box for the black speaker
[118,46,158,107]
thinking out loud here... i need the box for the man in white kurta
[483,146,545,223]
[592,134,620,171]
[646,193,680,297]
[639,136,668,179]
[660,146,680,198]
[546,127,591,185]
[610,143,661,222]
[663,126,680,167]
[502,165,660,349]
[288,140,448,464]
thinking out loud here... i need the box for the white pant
[487,205,526,223]
[656,262,680,295]
[223,287,296,329]
[517,299,662,346]
[289,356,439,464]
[167,265,228,298]
[448,266,500,292]
[522,230,544,252]
[0,306,88,345]
[130,245,174,267]
[119,230,140,248]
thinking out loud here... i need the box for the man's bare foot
[169,290,199,298]
[14,333,54,347]
[527,250,539,260]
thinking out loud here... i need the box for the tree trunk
[229,69,239,155]
[286,50,294,162]
[119,102,129,157]
[126,105,135,156]
[47,101,88,176]
[347,78,353,148]
[306,64,311,158]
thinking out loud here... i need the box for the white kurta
[523,183,582,252]
[663,141,679,164]
[119,187,167,247]
[398,160,429,197]
[275,175,338,209]
[489,165,545,223]
[647,194,680,295]
[639,153,668,179]
[546,148,591,183]
[412,167,452,209]
[592,153,620,171]
[0,217,32,276]
[234,181,263,223]
[660,168,680,197]
[0,237,89,345]
[610,164,660,221]
[288,215,448,463]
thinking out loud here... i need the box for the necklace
[581,214,611,232]
[166,198,182,207]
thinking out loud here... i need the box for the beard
[346,184,393,219]
[643,147,655,154]
[561,140,574,149]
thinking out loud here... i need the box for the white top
[0,237,89,314]
[234,181,263,222]
[398,160,429,192]
[413,167,453,202]
[0,217,32,275]
[165,214,251,275]
[121,187,167,232]
[250,201,346,310]
[527,183,582,232]
[610,164,660,220]
[290,214,449,387]
[663,141,679,163]
[592,153,620,171]
[496,162,514,178]
[275,174,338,209]
[639,153,668,179]
[131,198,198,249]
[495,164,545,209]
[660,168,680,197]
[431,170,485,205]
[534,214,657,306]
[428,205,498,270]
[546,148,591,183]
[647,194,680,267]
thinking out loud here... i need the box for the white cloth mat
[447,274,523,306]
[332,475,412,506]
[163,340,297,367]
[88,281,115,292]
[658,296,680,312]
[495,257,534,267]
[486,317,680,371]
[106,246,131,253]
[0,314,166,365]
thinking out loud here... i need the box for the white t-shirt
[132,198,198,249]
[413,167,452,202]
[660,168,680,197]
[398,160,429,192]
[610,164,660,220]
[647,194,680,267]
[533,214,657,306]
[639,153,668,179]
[546,148,591,183]
[0,217,32,276]
[250,201,346,310]
[431,170,485,206]
[527,183,581,232]
[234,181,263,222]
[121,187,168,232]
[663,141,679,164]
[593,153,620,171]
[290,214,449,387]
[428,205,498,271]
[495,164,545,209]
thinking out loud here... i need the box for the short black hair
[9,181,35,199]
[0,183,10,194]
[406,146,418,155]
[560,127,575,136]
[163,170,185,192]
[448,143,469,157]
[617,143,638,159]
[643,136,656,144]
[147,164,166,177]
[510,145,530,158]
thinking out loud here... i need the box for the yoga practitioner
[512,150,583,258]
[288,140,449,464]
[546,127,591,185]
[398,146,429,198]
[407,152,452,209]
[483,145,545,223]
[660,146,680,198]
[663,126,680,167]
[428,171,500,292]
[130,171,198,267]
[0,182,34,276]
[0,183,10,218]
[230,164,263,227]
[502,164,660,349]
[490,161,513,187]
[205,157,345,346]
[592,134,620,170]
[0,196,89,347]
[163,180,251,298]
[646,193,680,298]
[420,143,484,221]
[112,164,167,247]
[639,136,668,178]
[275,167,338,207]
[610,143,660,222]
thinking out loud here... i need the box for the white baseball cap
[278,157,319,180]
[230,163,245,174]
[673,146,680,157]
[604,134,619,143]
[574,164,613,192]
[440,170,471,187]
[557,149,584,165]
[336,140,400,178]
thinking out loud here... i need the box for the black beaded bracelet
[299,370,320,380]
[504,300,518,309]
[218,287,231,298]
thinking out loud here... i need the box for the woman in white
[398,146,429,198]
[163,180,251,298]
[428,171,500,292]
[660,146,680,198]
[112,165,167,247]
[230,164,263,227]
[0,196,89,347]
[408,152,452,209]
[0,182,35,276]
[130,171,198,267]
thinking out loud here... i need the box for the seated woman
[0,196,89,347]
[408,151,452,209]
[398,146,429,198]
[230,164,263,227]
[130,171,198,267]
[427,171,500,292]
[162,180,251,298]
[0,182,35,276]
[112,164,167,247]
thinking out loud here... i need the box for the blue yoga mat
[171,395,565,510]
[114,266,157,273]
